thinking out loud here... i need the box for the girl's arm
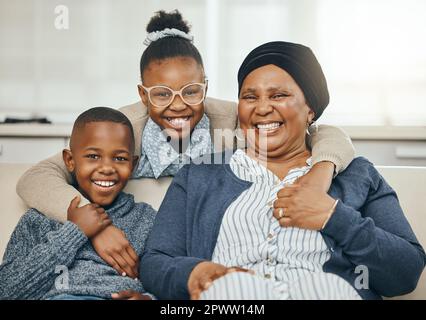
[309,124,355,174]
[16,152,89,222]
[301,125,355,191]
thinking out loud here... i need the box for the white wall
[1,0,426,126]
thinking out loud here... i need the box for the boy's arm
[0,211,88,299]
[16,152,90,223]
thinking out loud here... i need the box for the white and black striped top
[212,149,332,296]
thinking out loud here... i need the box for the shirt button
[267,233,274,240]
[264,274,271,279]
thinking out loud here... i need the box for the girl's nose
[168,94,187,111]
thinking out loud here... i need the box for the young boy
[0,107,155,300]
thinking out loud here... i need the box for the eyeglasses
[140,82,207,108]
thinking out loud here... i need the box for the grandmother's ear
[307,109,315,124]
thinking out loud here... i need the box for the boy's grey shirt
[0,192,156,300]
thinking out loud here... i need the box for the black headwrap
[237,41,329,121]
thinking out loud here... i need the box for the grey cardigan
[0,193,156,300]
[140,154,426,300]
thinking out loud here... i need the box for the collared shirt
[133,114,213,178]
[211,149,331,298]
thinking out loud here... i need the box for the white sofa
[0,163,425,299]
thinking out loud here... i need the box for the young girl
[16,10,355,279]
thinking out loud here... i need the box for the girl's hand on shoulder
[91,225,139,279]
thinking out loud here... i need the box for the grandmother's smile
[253,120,284,135]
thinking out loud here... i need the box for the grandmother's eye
[272,93,289,99]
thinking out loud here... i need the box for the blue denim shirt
[134,115,213,179]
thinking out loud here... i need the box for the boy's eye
[86,154,100,159]
[114,156,128,162]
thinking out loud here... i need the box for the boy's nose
[98,162,116,175]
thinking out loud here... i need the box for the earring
[235,128,246,141]
[306,121,311,136]
[306,120,317,135]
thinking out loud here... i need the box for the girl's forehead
[143,57,205,87]
[147,56,202,71]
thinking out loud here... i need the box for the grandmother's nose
[255,99,274,115]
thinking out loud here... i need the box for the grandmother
[140,41,426,300]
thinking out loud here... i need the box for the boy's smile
[63,121,137,207]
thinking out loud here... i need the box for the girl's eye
[86,154,100,159]
[153,91,172,98]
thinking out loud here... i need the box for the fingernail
[122,272,126,277]
[111,293,118,297]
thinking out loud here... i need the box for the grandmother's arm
[139,165,206,300]
[321,163,426,297]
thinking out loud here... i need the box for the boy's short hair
[71,107,135,152]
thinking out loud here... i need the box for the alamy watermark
[354,265,369,290]
[54,5,69,30]
[54,265,69,290]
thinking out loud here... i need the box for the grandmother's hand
[188,262,252,300]
[111,290,152,300]
[272,183,337,230]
